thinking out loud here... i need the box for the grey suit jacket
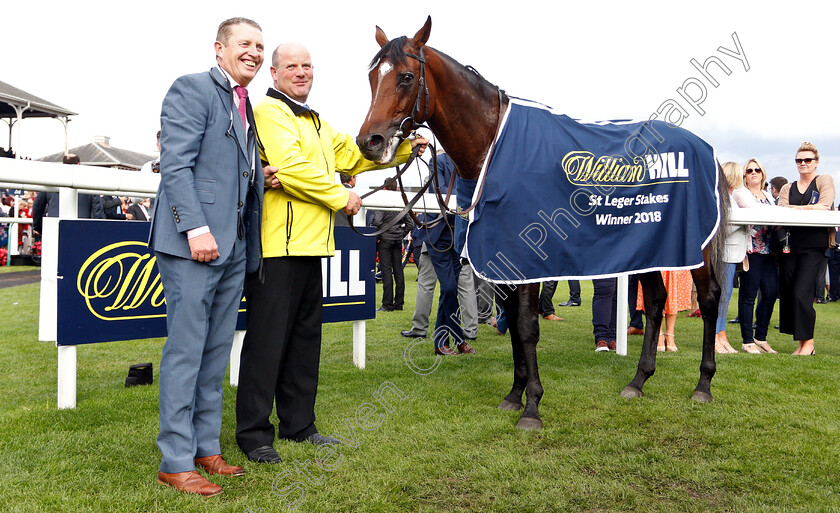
[149,67,264,273]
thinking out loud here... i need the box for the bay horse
[356,16,728,430]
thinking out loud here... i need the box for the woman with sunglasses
[777,142,835,355]
[732,159,779,353]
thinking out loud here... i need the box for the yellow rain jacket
[254,89,413,257]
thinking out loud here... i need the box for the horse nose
[361,134,384,150]
[357,133,385,159]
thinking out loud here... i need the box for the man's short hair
[62,153,80,165]
[383,177,398,191]
[340,173,353,184]
[769,176,788,191]
[216,17,261,45]
[156,130,161,142]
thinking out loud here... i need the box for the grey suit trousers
[409,245,479,339]
[155,242,245,473]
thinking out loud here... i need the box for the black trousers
[538,281,557,316]
[378,239,405,309]
[236,256,322,451]
[779,248,823,341]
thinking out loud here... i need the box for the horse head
[356,16,433,165]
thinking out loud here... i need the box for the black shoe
[305,433,340,445]
[558,300,581,307]
[376,306,394,312]
[245,445,281,464]
[815,298,827,304]
[728,317,739,324]
[401,330,425,338]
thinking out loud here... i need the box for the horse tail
[707,160,730,286]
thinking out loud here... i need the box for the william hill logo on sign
[56,221,376,345]
[562,150,689,187]
[77,241,165,321]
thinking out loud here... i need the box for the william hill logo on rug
[562,151,689,187]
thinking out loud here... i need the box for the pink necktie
[234,86,248,127]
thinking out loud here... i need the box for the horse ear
[412,16,432,47]
[375,26,389,48]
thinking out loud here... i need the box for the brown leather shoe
[457,341,476,354]
[435,345,458,355]
[195,454,246,476]
[157,470,223,497]
[627,327,644,336]
[607,340,617,351]
[542,314,564,321]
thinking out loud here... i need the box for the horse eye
[399,73,414,85]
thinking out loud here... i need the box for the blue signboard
[56,221,375,345]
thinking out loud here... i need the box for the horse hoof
[498,399,524,411]
[691,390,713,403]
[516,417,542,430]
[620,386,644,399]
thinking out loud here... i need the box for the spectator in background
[140,130,161,213]
[127,198,152,221]
[637,270,692,352]
[777,142,835,355]
[717,162,750,353]
[592,278,618,352]
[538,281,563,321]
[372,178,414,312]
[769,176,788,204]
[31,154,105,234]
[101,195,134,220]
[334,173,355,228]
[734,158,779,353]
[558,280,581,307]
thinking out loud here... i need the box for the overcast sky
[3,1,837,191]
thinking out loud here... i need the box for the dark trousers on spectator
[378,239,405,310]
[828,248,840,300]
[779,248,823,341]
[592,278,617,342]
[738,252,778,343]
[568,280,581,303]
[628,274,644,329]
[539,281,557,316]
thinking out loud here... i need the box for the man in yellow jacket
[236,42,427,463]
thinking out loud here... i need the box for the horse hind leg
[690,251,721,403]
[497,285,525,412]
[621,271,666,399]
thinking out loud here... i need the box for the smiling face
[214,23,264,87]
[270,43,313,103]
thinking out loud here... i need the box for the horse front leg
[498,284,526,411]
[515,283,543,430]
[690,252,721,402]
[621,271,666,398]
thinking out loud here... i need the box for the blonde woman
[714,162,751,354]
[732,159,778,353]
[777,142,835,355]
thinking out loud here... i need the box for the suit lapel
[209,67,251,164]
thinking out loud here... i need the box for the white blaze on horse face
[365,61,394,124]
[378,134,402,165]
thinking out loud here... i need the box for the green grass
[2,267,840,512]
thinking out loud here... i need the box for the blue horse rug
[464,98,720,284]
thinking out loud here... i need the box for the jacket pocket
[195,178,216,204]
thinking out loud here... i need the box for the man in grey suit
[150,17,265,497]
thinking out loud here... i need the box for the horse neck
[424,49,505,180]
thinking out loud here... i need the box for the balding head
[270,42,314,103]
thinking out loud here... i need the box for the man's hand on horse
[263,165,282,189]
[410,135,429,157]
[343,191,362,216]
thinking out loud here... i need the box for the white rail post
[616,274,629,356]
[56,186,78,409]
[353,320,366,369]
